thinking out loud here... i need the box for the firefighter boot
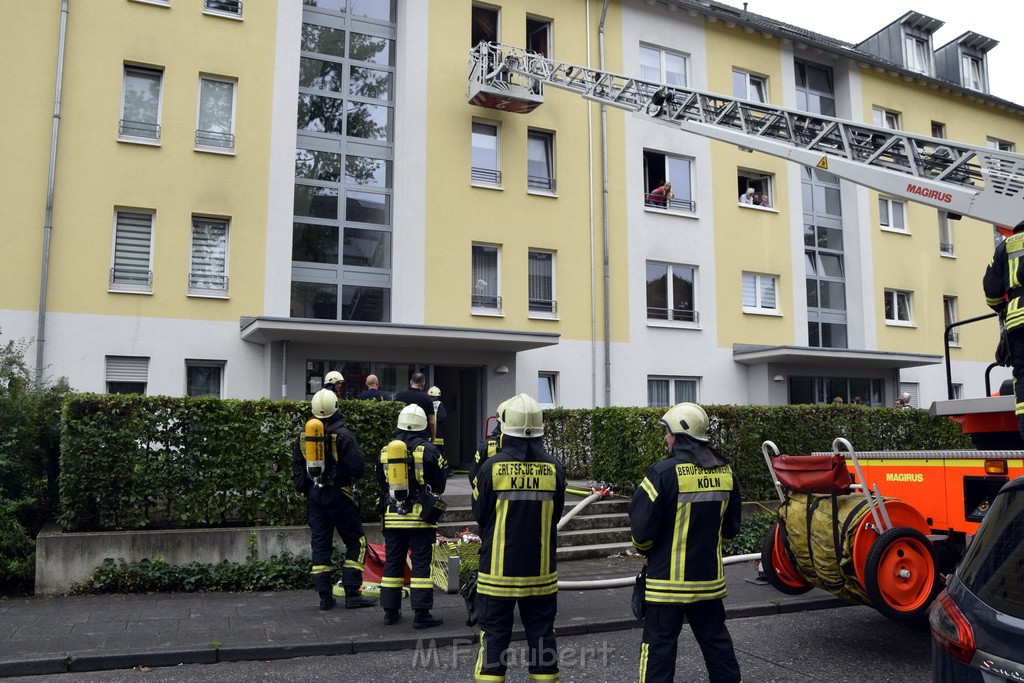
[318,591,337,611]
[344,586,375,609]
[413,609,444,630]
[383,608,401,625]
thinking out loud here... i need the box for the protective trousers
[1010,327,1024,439]
[638,600,741,683]
[380,527,435,611]
[475,594,559,682]
[307,486,367,594]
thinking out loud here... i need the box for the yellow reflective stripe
[476,583,558,598]
[639,642,650,682]
[410,577,434,589]
[343,559,363,570]
[640,477,658,502]
[1011,256,1021,289]
[539,498,552,576]
[529,674,560,681]
[646,577,726,590]
[632,537,653,552]
[987,295,1005,307]
[475,630,505,681]
[357,536,366,565]
[491,499,508,574]
[380,576,405,588]
[311,565,331,575]
[670,503,688,582]
[477,571,558,586]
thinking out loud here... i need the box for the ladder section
[468,42,1024,227]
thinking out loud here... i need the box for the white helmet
[397,404,428,432]
[311,388,339,418]
[427,385,441,397]
[501,393,544,438]
[660,402,709,442]
[324,370,344,386]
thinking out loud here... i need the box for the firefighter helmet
[501,393,544,437]
[311,388,339,418]
[324,370,344,386]
[397,404,428,432]
[660,402,709,442]
[427,386,441,397]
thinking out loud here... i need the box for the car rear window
[957,487,1024,620]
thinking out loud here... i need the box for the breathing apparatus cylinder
[303,418,327,484]
[385,439,411,512]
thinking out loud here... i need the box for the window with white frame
[962,54,984,91]
[472,244,500,311]
[884,289,913,325]
[526,16,550,58]
[186,360,225,397]
[120,65,163,140]
[538,372,557,406]
[938,212,953,255]
[196,76,236,150]
[111,210,154,292]
[639,44,687,87]
[872,107,900,130]
[527,129,555,192]
[106,356,149,395]
[987,137,1015,152]
[528,249,555,315]
[472,4,499,46]
[732,70,767,103]
[879,197,907,231]
[737,170,773,207]
[904,35,930,74]
[189,217,229,295]
[646,262,696,323]
[471,121,500,185]
[742,272,778,313]
[643,150,694,212]
[204,0,242,17]
[944,296,959,345]
[647,376,698,407]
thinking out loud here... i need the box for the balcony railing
[110,266,153,286]
[471,167,502,184]
[529,298,557,314]
[195,129,235,149]
[205,0,242,14]
[647,307,699,323]
[189,273,229,291]
[472,294,502,310]
[644,192,696,213]
[527,175,557,192]
[119,119,160,140]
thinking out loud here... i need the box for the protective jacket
[291,413,365,496]
[984,227,1024,330]
[629,438,741,605]
[467,429,501,483]
[472,436,566,599]
[376,431,447,529]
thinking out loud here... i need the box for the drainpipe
[35,0,69,388]
[281,340,288,398]
[599,0,611,407]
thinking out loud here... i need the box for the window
[528,250,555,315]
[737,170,773,207]
[789,376,883,406]
[879,197,907,231]
[951,384,963,400]
[931,121,946,139]
[526,130,555,192]
[189,217,229,295]
[289,282,390,322]
[204,0,242,16]
[884,289,913,325]
[639,44,687,87]
[872,107,900,130]
[904,36,930,74]
[647,377,698,407]
[938,212,953,255]
[120,65,163,141]
[196,77,236,150]
[732,70,767,103]
[742,272,778,314]
[962,54,984,91]
[471,121,500,184]
[526,16,550,58]
[643,150,694,212]
[646,262,696,323]
[471,4,499,46]
[795,59,835,116]
[472,244,501,311]
[944,296,959,345]
[186,361,224,397]
[538,372,557,406]
[106,356,149,395]
[110,210,154,292]
[987,137,1015,153]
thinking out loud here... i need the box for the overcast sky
[723,1,1023,106]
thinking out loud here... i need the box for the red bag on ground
[771,454,852,493]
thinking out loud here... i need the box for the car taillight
[929,590,975,663]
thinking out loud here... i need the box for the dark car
[929,475,1024,681]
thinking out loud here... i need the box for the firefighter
[376,404,447,628]
[323,370,344,399]
[427,385,451,477]
[472,393,566,682]
[468,399,508,483]
[290,389,376,611]
[630,402,742,683]
[984,219,1024,439]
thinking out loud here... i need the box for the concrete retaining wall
[35,522,384,596]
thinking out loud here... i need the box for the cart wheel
[864,526,940,621]
[760,522,813,595]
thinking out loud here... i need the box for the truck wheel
[864,526,940,621]
[760,522,813,595]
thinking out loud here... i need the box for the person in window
[647,181,673,207]
[739,188,755,204]
[754,191,770,207]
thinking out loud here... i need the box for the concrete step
[556,526,632,548]
[556,540,634,562]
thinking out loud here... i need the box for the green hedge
[58,394,402,532]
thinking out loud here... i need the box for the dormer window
[902,24,933,75]
[962,53,984,91]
